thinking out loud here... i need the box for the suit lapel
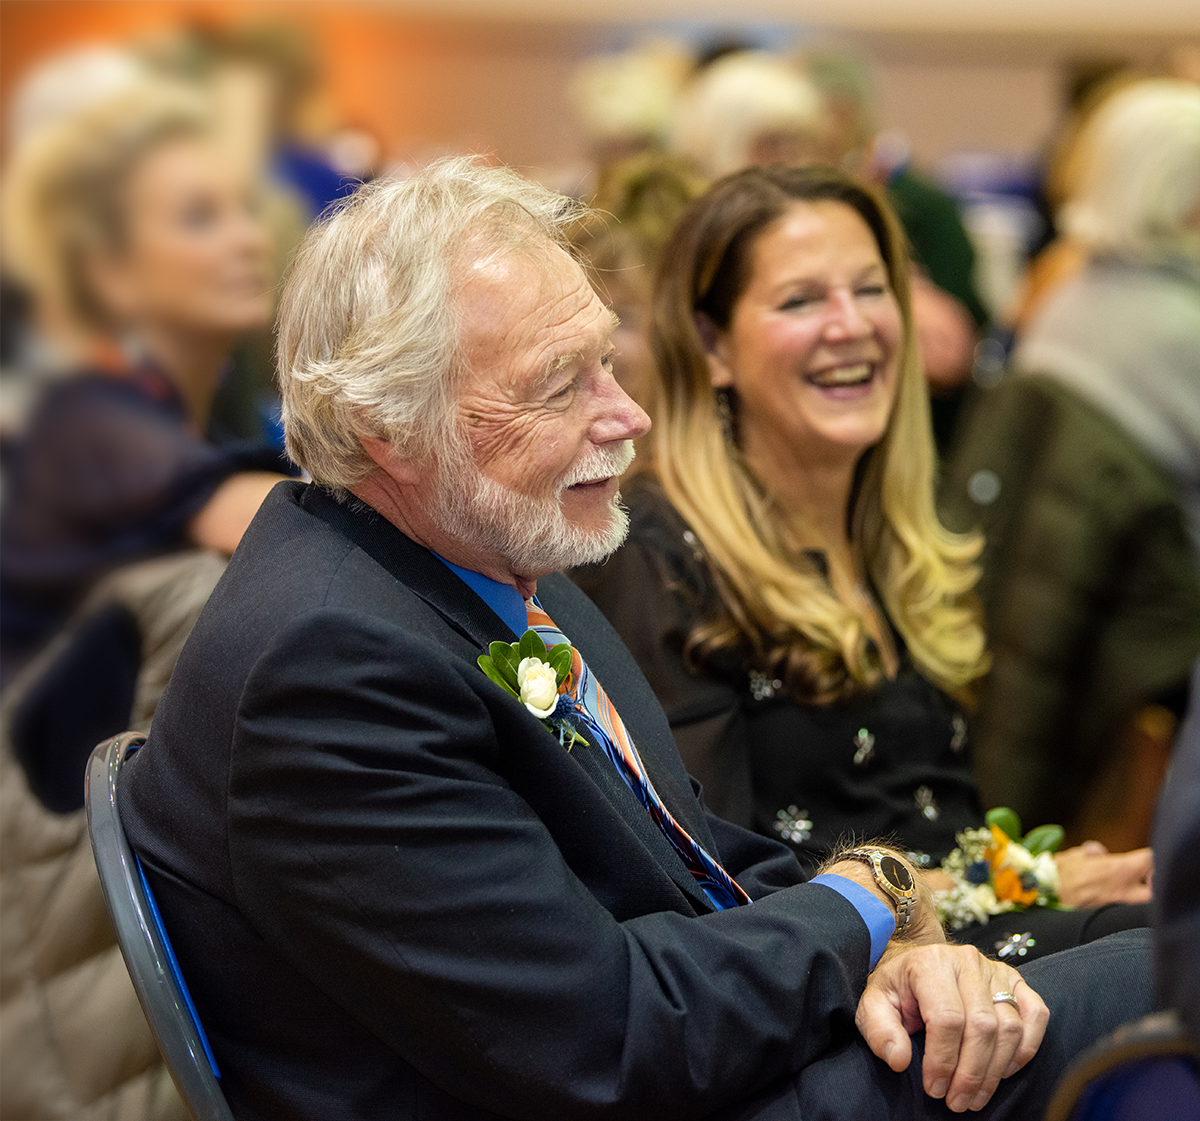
[301,485,716,915]
[300,486,509,648]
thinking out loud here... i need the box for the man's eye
[549,382,575,401]
[601,353,616,373]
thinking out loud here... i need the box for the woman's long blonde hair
[647,164,988,704]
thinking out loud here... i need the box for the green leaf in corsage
[985,807,1022,842]
[1021,824,1065,856]
[518,628,549,664]
[547,643,573,683]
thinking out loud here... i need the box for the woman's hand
[187,471,288,555]
[856,943,1048,1113]
[1055,843,1153,908]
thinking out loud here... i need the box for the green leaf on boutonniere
[487,641,520,687]
[548,643,573,681]
[518,628,549,663]
[477,654,519,698]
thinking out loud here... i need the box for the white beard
[431,441,635,576]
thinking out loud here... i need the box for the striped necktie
[526,596,750,911]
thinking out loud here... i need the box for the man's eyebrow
[541,311,620,379]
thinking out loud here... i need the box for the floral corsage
[478,630,588,750]
[933,808,1065,931]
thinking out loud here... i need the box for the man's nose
[593,372,651,443]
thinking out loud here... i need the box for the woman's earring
[715,387,736,444]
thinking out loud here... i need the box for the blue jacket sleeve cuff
[810,873,895,969]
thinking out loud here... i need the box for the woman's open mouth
[805,362,877,396]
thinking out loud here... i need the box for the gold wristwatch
[842,849,917,933]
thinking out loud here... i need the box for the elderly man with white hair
[121,157,1151,1121]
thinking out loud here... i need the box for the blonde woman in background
[1,83,292,677]
[573,164,1152,958]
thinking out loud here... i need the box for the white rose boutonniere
[478,629,588,750]
[517,657,559,718]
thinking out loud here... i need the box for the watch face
[879,854,915,893]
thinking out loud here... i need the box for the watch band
[842,848,917,933]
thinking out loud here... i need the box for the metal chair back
[86,731,235,1121]
[1045,1010,1200,1121]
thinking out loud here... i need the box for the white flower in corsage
[933,808,1065,931]
[477,629,588,750]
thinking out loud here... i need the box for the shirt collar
[435,555,527,639]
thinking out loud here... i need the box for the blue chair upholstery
[85,731,235,1121]
[1045,1010,1200,1121]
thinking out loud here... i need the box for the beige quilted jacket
[1,552,226,1121]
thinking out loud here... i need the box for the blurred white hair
[569,39,692,148]
[277,156,587,492]
[1061,79,1200,259]
[672,51,829,179]
[7,46,150,154]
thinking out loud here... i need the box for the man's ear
[360,435,422,485]
[694,311,735,389]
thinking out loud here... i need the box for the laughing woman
[572,164,1152,957]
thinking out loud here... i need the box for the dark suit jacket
[1154,657,1200,1039]
[122,482,873,1121]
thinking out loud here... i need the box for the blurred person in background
[672,49,834,179]
[0,63,241,1121]
[1008,62,1142,333]
[566,42,705,410]
[570,152,706,409]
[0,81,293,683]
[0,46,153,448]
[941,79,1200,853]
[144,19,359,221]
[568,38,693,175]
[573,164,1153,960]
[140,19,358,443]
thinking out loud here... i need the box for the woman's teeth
[808,363,872,387]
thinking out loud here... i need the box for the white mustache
[559,441,636,490]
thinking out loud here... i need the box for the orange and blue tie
[526,596,751,911]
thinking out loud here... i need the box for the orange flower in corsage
[933,809,1065,930]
